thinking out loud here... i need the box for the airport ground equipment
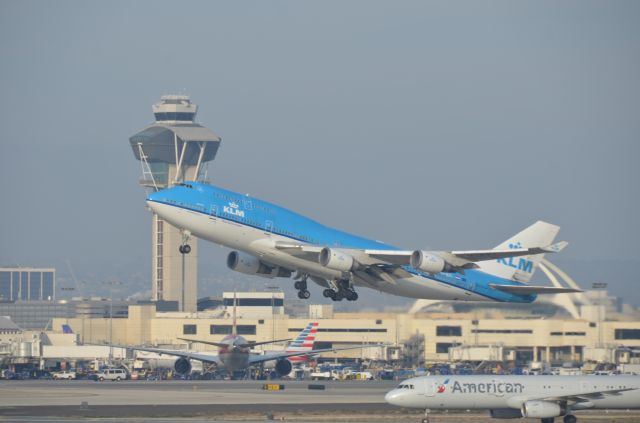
[51,370,76,380]
[94,368,127,381]
[385,374,640,423]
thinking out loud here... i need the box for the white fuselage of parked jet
[386,375,640,421]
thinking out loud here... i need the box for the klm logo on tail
[496,242,534,273]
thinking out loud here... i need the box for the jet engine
[174,357,192,375]
[490,409,523,419]
[410,251,454,274]
[521,401,566,419]
[226,251,292,278]
[275,358,293,376]
[319,248,357,272]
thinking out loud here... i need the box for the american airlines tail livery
[385,374,640,423]
[147,181,578,303]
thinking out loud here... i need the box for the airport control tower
[129,95,221,312]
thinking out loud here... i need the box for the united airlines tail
[478,221,560,283]
[286,322,318,363]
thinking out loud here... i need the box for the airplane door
[424,380,437,397]
[210,205,218,217]
[265,220,274,234]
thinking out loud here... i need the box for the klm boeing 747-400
[146,181,579,303]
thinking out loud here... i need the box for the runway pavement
[0,379,403,419]
[0,379,395,406]
[1,380,640,422]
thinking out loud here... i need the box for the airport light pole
[103,280,122,365]
[592,282,608,348]
[265,284,280,343]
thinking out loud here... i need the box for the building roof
[0,316,21,331]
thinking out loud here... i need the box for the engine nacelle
[410,251,453,273]
[319,248,357,272]
[490,409,523,419]
[226,251,291,278]
[521,401,566,419]
[275,359,293,376]
[174,357,192,375]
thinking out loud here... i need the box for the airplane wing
[248,345,381,365]
[275,241,568,270]
[115,344,222,365]
[177,337,292,349]
[509,386,638,407]
[489,284,582,294]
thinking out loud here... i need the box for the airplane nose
[147,190,162,203]
[146,198,158,213]
[385,390,402,405]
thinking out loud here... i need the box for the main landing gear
[323,279,358,302]
[294,274,311,299]
[179,230,191,255]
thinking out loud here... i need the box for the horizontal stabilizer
[489,284,582,295]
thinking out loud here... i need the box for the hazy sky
[1,1,639,305]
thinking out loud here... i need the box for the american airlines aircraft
[126,322,359,377]
[147,181,578,303]
[385,374,640,423]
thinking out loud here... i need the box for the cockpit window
[177,183,194,189]
[397,384,414,389]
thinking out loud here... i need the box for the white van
[95,368,127,381]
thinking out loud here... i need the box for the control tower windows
[154,112,195,122]
[149,162,168,185]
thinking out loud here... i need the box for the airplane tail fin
[286,322,318,353]
[477,221,560,283]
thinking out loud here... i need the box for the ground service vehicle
[95,368,127,381]
[52,370,76,380]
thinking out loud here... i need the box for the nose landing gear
[421,408,430,423]
[179,230,192,255]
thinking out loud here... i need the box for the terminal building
[129,95,222,312]
[50,291,640,367]
[0,268,55,301]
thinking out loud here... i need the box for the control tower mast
[129,95,221,312]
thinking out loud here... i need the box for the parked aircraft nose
[385,389,403,405]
